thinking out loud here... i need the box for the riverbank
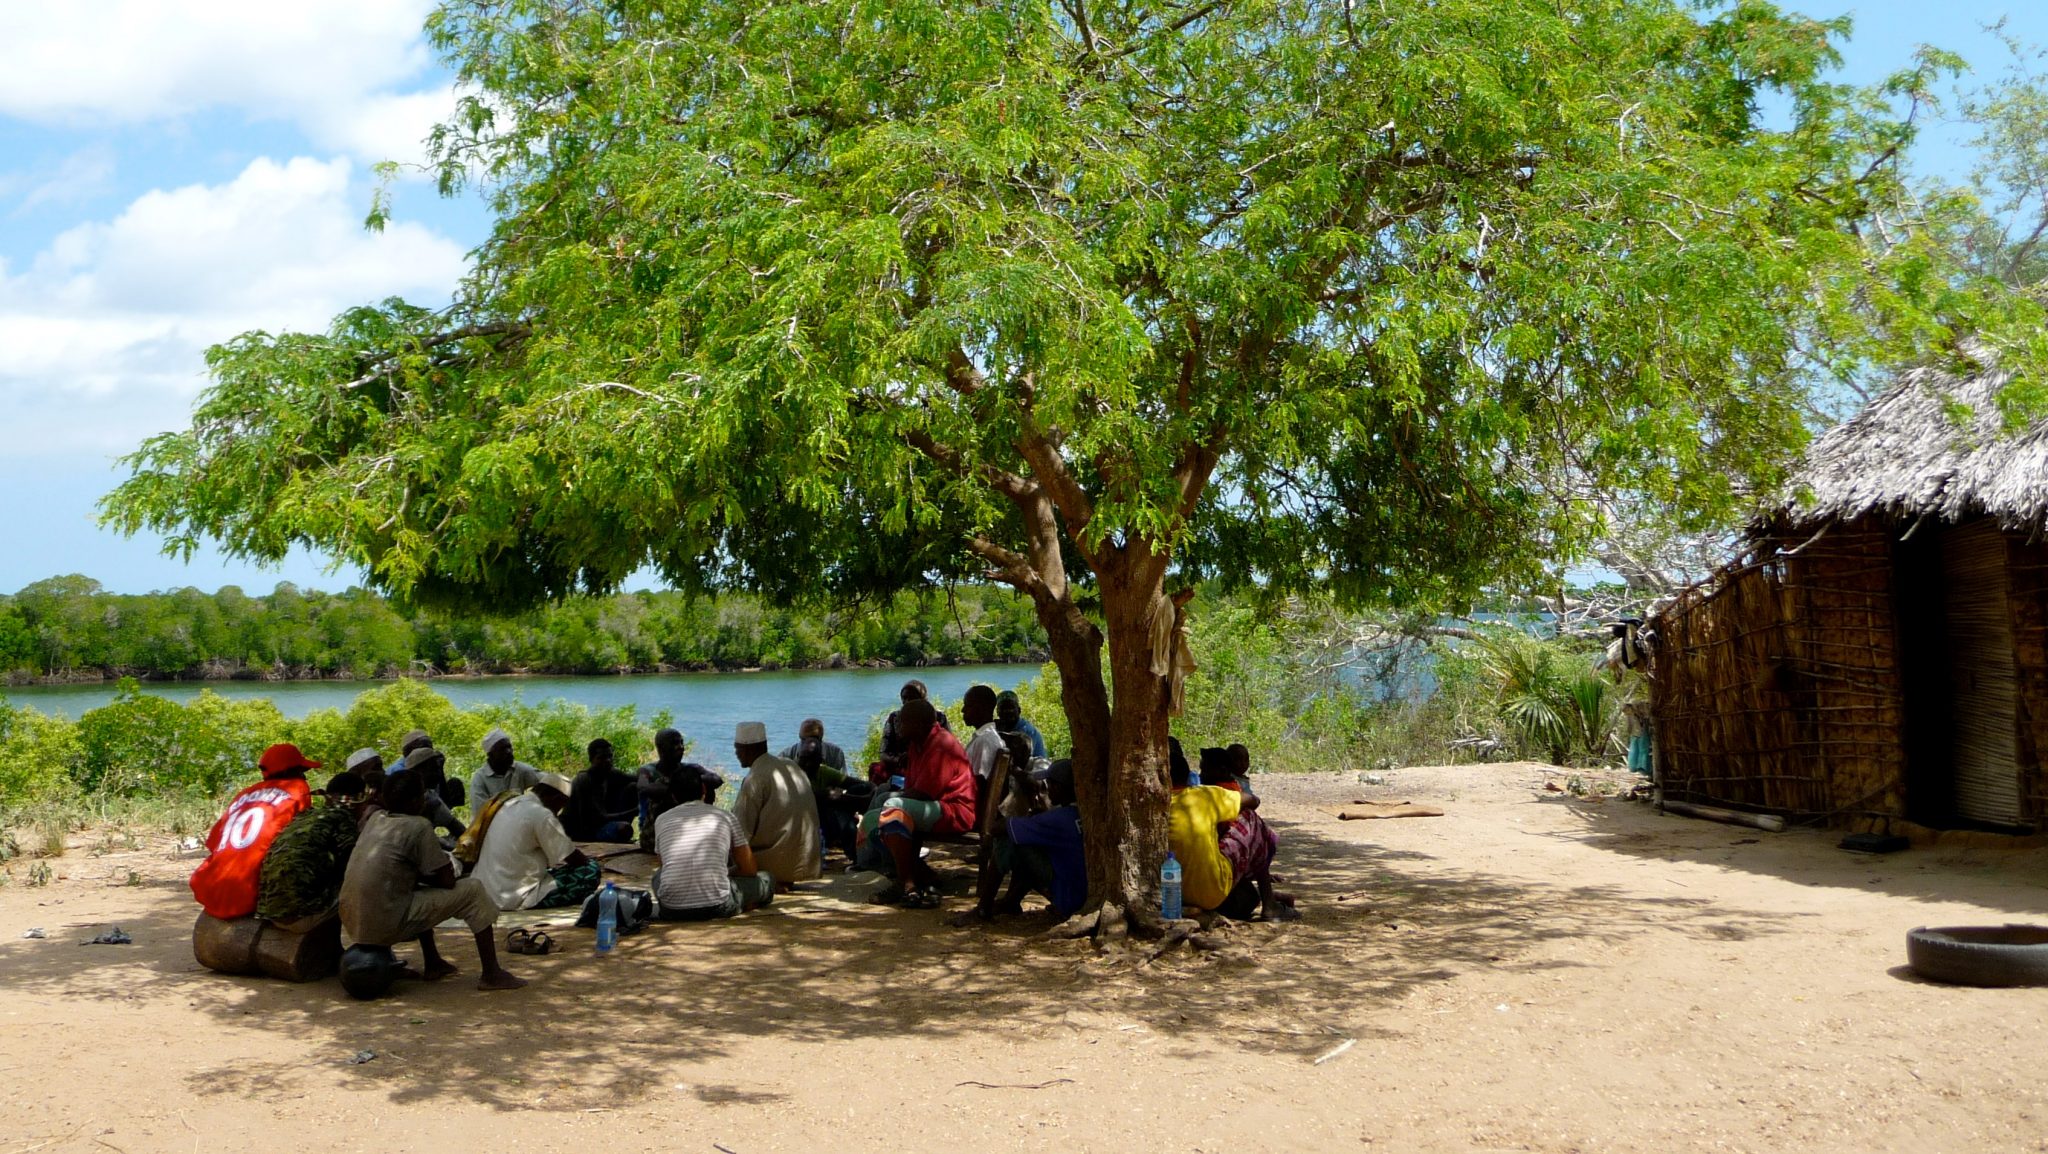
[0,577,1049,684]
[1,652,1047,688]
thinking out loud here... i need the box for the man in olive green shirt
[339,770,526,992]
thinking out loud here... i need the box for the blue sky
[1,1,2043,596]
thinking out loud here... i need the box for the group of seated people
[186,679,1292,996]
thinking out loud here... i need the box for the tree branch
[902,428,1035,501]
[1015,406,1096,545]
[967,535,1039,589]
[943,347,987,395]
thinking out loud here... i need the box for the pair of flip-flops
[506,928,555,955]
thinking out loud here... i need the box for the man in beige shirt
[340,769,526,992]
[731,721,820,891]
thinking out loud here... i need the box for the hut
[1647,357,2048,836]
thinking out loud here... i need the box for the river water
[2,664,1039,768]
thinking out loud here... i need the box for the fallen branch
[956,1078,1076,1090]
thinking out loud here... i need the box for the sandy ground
[4,762,2048,1154]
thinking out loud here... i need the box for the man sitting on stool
[338,769,525,991]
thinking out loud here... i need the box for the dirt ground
[4,762,2048,1154]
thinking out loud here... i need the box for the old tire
[1906,925,2048,987]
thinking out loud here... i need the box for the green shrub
[469,697,675,777]
[74,682,280,797]
[0,699,82,808]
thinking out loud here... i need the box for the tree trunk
[1095,570,1174,931]
[1028,557,1175,939]
[1029,593,1113,900]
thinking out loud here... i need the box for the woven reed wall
[2005,536,2048,826]
[1786,521,1908,820]
[1648,517,1906,824]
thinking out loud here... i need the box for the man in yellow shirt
[1166,752,1240,912]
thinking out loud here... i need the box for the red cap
[257,743,321,779]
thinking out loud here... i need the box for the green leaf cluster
[101,0,2042,617]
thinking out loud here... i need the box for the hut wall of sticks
[1647,357,2048,835]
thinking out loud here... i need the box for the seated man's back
[734,752,821,885]
[341,809,450,946]
[653,800,744,912]
[1167,782,1241,912]
[257,800,359,924]
[470,789,579,911]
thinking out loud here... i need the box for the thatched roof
[1783,359,2048,530]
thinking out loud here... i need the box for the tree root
[1047,908,1104,939]
[1097,901,1128,945]
[1045,900,1167,946]
[1138,918,1204,965]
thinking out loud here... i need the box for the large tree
[106,0,2012,934]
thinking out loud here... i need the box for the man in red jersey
[190,743,319,919]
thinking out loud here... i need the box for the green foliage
[74,682,284,797]
[0,576,1043,680]
[285,678,492,771]
[1012,664,1071,765]
[1010,600,1383,773]
[100,0,2036,624]
[0,699,80,808]
[469,697,675,777]
[1474,630,1625,766]
[2,679,681,824]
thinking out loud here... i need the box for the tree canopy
[103,0,2039,931]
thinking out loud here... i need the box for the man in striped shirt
[650,770,773,921]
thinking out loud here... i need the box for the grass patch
[6,792,223,862]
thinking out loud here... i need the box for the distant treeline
[0,576,1046,683]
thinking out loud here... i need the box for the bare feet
[477,969,528,991]
[423,959,460,981]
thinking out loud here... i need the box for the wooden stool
[192,911,343,983]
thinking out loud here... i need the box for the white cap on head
[535,771,574,797]
[344,748,380,772]
[734,721,768,745]
[481,727,513,754]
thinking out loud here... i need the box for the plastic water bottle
[595,881,619,953]
[1160,852,1183,921]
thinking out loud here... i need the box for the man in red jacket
[190,743,319,919]
[869,697,975,909]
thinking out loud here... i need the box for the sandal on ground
[506,928,555,955]
[902,889,942,910]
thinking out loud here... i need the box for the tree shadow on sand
[0,815,1803,1112]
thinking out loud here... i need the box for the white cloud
[0,156,470,459]
[0,1,454,164]
[315,84,465,171]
